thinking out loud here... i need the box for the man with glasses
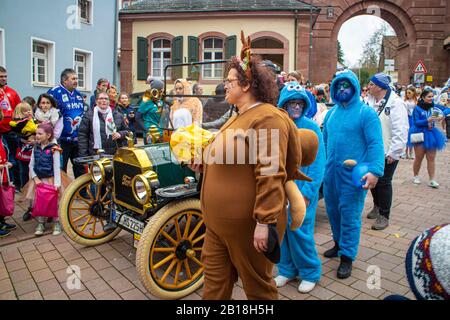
[48,69,86,178]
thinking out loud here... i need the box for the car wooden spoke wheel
[59,174,121,246]
[136,198,205,299]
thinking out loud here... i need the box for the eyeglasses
[339,81,351,89]
[223,78,239,87]
[362,88,368,92]
[286,101,304,108]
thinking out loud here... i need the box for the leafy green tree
[337,40,345,65]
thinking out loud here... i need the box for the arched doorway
[250,31,289,71]
[310,1,418,85]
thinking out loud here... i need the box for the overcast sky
[338,15,396,68]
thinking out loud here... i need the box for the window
[202,38,223,79]
[74,53,86,89]
[73,49,93,91]
[32,43,48,85]
[31,38,55,86]
[78,0,92,24]
[151,39,171,79]
[0,29,5,67]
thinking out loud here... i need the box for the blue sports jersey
[47,85,85,142]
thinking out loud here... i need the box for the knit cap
[405,223,450,300]
[370,73,391,90]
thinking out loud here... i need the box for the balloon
[352,163,370,188]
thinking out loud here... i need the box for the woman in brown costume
[190,32,312,300]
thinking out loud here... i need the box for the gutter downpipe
[113,0,119,87]
[308,0,313,82]
[294,9,298,72]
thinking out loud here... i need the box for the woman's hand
[253,224,269,253]
[187,164,203,173]
[112,132,122,141]
[34,177,42,185]
[6,162,13,169]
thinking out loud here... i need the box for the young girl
[0,110,15,238]
[34,93,63,140]
[116,92,136,141]
[9,102,37,137]
[25,122,62,236]
[404,86,418,159]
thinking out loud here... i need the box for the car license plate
[115,212,145,235]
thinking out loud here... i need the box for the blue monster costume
[322,70,384,261]
[277,82,325,283]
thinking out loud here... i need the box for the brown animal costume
[200,31,318,300]
[170,79,203,128]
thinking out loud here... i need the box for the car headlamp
[90,158,112,185]
[132,171,159,205]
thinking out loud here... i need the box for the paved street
[0,145,448,300]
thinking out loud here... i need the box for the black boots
[337,255,353,279]
[324,241,339,258]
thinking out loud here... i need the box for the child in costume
[275,82,326,293]
[9,102,37,138]
[322,69,384,279]
[24,123,63,236]
[0,110,16,238]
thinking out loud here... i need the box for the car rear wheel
[59,174,121,246]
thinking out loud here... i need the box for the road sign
[426,75,433,82]
[414,60,427,74]
[414,73,425,84]
[384,59,395,72]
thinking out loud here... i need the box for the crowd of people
[0,54,449,300]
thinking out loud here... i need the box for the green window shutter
[225,35,237,60]
[137,37,148,81]
[171,36,183,80]
[188,36,199,80]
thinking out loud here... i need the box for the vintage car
[59,61,228,299]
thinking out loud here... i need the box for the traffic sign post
[414,73,425,84]
[414,60,427,74]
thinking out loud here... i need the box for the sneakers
[0,227,11,238]
[412,176,421,184]
[428,180,439,189]
[337,255,353,279]
[298,280,316,293]
[367,206,379,219]
[324,242,339,258]
[372,215,389,230]
[0,222,17,231]
[274,275,294,288]
[23,208,32,221]
[34,223,45,236]
[52,222,62,236]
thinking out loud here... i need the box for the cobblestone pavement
[0,146,448,300]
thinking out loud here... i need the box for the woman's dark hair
[227,55,279,106]
[22,96,36,107]
[37,93,57,110]
[419,88,434,100]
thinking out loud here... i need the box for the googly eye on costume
[287,85,295,91]
[295,85,302,91]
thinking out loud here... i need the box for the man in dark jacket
[78,92,128,157]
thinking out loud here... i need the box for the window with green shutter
[171,36,183,80]
[137,37,148,81]
[188,36,199,80]
[225,35,237,60]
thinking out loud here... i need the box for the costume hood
[330,69,361,108]
[277,81,312,122]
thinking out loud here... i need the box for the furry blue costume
[322,70,385,261]
[277,82,325,282]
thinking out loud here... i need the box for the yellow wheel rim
[149,210,205,291]
[67,181,113,240]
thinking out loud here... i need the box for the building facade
[0,0,118,98]
[119,0,318,94]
